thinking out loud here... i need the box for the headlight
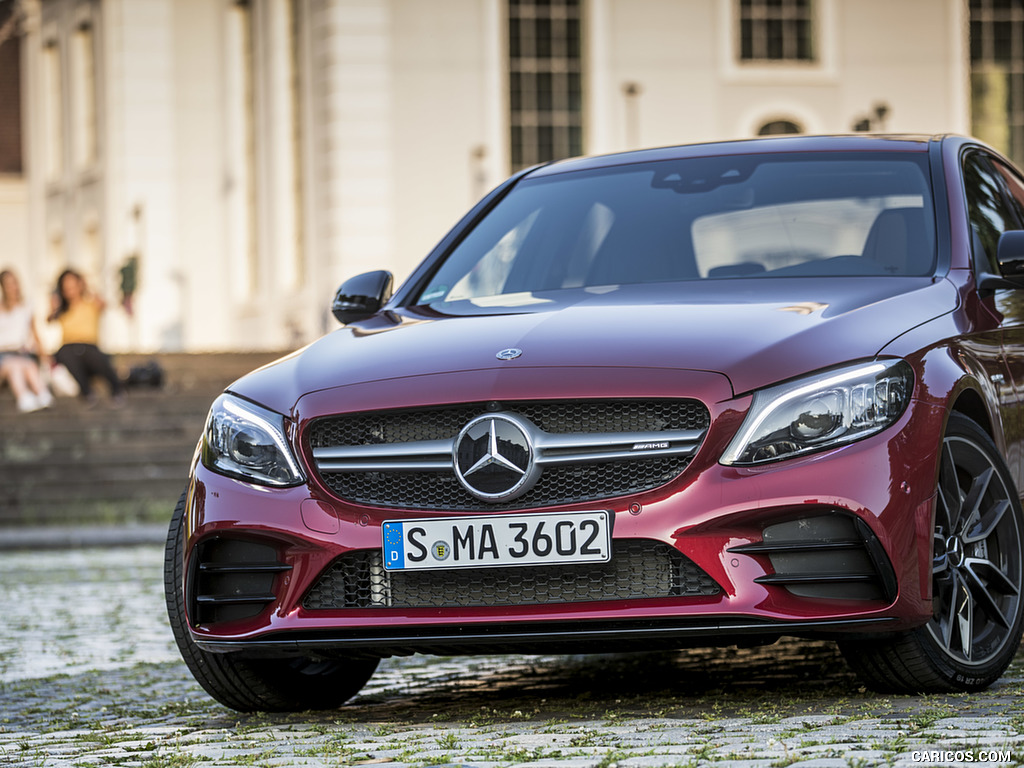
[720,359,913,466]
[201,394,304,486]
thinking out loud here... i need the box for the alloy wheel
[928,435,1023,666]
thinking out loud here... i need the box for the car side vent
[189,538,291,626]
[728,513,897,603]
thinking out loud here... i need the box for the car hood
[232,277,955,414]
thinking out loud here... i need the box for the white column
[20,0,49,315]
[586,0,614,155]
[483,0,507,182]
[948,0,971,135]
[264,0,302,294]
[320,0,394,283]
[104,0,179,351]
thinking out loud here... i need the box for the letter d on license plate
[382,511,611,571]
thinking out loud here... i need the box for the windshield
[415,152,936,306]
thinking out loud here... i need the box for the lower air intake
[303,539,720,609]
[729,512,898,602]
[189,538,291,625]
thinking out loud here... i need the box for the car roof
[528,134,943,179]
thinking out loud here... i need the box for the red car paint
[176,135,1024,687]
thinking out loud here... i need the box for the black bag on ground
[124,360,165,389]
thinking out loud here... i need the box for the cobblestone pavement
[2,545,1024,767]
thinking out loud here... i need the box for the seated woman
[48,269,125,406]
[0,269,53,412]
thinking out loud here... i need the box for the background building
[0,0,979,351]
[0,0,28,296]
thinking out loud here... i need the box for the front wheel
[163,488,379,711]
[840,412,1024,693]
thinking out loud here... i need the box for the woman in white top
[0,269,52,412]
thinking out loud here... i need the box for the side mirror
[997,230,1024,278]
[979,231,1024,291]
[332,270,393,324]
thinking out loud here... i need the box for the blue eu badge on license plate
[383,522,405,570]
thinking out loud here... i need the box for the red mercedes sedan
[166,135,1024,711]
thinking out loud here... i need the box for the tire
[840,412,1024,693]
[163,488,379,711]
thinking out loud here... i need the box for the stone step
[4,455,194,482]
[6,464,187,492]
[4,444,198,467]
[20,351,283,398]
[0,399,218,425]
[0,351,288,526]
[114,352,285,386]
[0,397,218,421]
[0,488,183,525]
[2,479,188,514]
[2,416,205,441]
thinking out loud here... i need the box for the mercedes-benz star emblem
[496,348,523,361]
[453,413,541,502]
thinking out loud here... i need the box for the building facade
[7,0,969,352]
[0,0,29,291]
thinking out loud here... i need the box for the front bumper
[181,371,944,658]
[193,616,898,658]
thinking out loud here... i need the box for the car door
[963,149,1024,486]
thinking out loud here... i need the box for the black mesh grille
[310,405,479,448]
[320,459,687,511]
[309,400,709,447]
[308,399,709,510]
[303,540,721,610]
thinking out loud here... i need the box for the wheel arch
[938,371,1023,504]
[899,342,1016,496]
[907,342,1008,457]
[948,386,995,439]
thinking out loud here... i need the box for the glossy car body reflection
[166,135,1024,710]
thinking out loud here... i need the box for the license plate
[382,511,611,571]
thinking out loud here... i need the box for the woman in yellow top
[49,269,125,404]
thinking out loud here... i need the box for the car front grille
[320,458,690,512]
[302,539,721,610]
[307,399,710,510]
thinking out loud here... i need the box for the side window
[994,160,1024,230]
[963,152,1018,274]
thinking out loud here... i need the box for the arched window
[758,120,803,136]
